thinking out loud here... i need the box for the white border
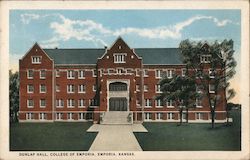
[0,1,249,160]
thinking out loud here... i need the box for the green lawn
[10,122,96,151]
[134,110,241,151]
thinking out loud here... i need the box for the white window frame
[67,99,75,108]
[114,53,126,63]
[196,113,204,120]
[166,99,174,108]
[39,113,47,120]
[156,113,163,120]
[136,85,140,92]
[31,56,41,64]
[67,84,75,93]
[155,99,163,108]
[40,70,46,79]
[56,85,60,92]
[200,55,211,63]
[136,99,141,107]
[56,69,60,77]
[40,99,46,108]
[93,85,97,92]
[27,84,34,93]
[27,70,34,79]
[67,70,75,79]
[145,99,152,107]
[156,84,162,93]
[78,84,86,93]
[67,113,74,120]
[167,112,174,120]
[145,113,152,120]
[90,99,98,106]
[56,113,63,120]
[155,70,162,79]
[136,69,140,77]
[56,99,64,108]
[167,69,174,78]
[209,69,216,78]
[182,68,187,77]
[196,98,203,108]
[78,99,85,108]
[144,85,149,92]
[78,70,85,79]
[209,84,215,93]
[26,113,34,120]
[78,113,85,120]
[27,99,34,108]
[92,69,97,77]
[40,84,46,93]
[143,69,149,77]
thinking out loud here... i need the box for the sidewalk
[87,124,147,151]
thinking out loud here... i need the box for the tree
[179,39,236,128]
[157,73,198,125]
[9,70,19,123]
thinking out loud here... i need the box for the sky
[9,10,241,103]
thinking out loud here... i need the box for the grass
[10,122,97,151]
[134,110,241,151]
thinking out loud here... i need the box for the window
[196,97,202,108]
[136,85,140,92]
[167,69,174,78]
[40,99,46,108]
[209,69,216,78]
[209,84,215,93]
[78,99,85,108]
[56,70,60,77]
[200,55,211,63]
[136,69,140,77]
[27,70,34,79]
[109,82,127,91]
[155,99,163,107]
[27,99,34,108]
[56,99,64,108]
[126,68,133,74]
[167,113,175,120]
[56,113,63,120]
[93,69,97,77]
[79,113,86,120]
[182,68,187,77]
[196,69,203,79]
[67,84,75,93]
[145,99,152,107]
[31,56,41,64]
[40,84,46,93]
[144,85,149,92]
[155,70,162,78]
[78,70,85,79]
[114,53,126,63]
[56,85,60,92]
[90,99,98,106]
[39,113,47,120]
[196,85,203,93]
[156,113,163,120]
[93,85,97,92]
[67,113,74,120]
[26,113,34,120]
[166,99,174,108]
[40,70,46,79]
[78,84,86,93]
[67,70,75,79]
[117,68,124,74]
[143,69,149,77]
[136,99,140,107]
[156,85,162,93]
[27,84,34,93]
[108,68,115,74]
[196,113,204,120]
[67,99,75,108]
[145,113,152,120]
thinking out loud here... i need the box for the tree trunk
[186,108,189,123]
[211,109,215,129]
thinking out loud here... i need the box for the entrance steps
[101,111,133,125]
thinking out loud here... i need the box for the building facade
[19,37,227,123]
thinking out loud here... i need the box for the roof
[43,48,183,65]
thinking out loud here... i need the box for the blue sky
[9,10,241,102]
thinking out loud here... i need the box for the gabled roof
[43,48,183,65]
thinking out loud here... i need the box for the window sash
[27,70,34,79]
[78,70,85,78]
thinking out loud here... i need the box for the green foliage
[9,70,19,123]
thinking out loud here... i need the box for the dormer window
[32,56,41,64]
[200,55,211,63]
[114,53,126,63]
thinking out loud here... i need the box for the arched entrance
[108,81,129,111]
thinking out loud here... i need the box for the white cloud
[20,13,237,47]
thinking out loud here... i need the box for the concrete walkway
[87,124,147,151]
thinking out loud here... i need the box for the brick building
[19,37,227,123]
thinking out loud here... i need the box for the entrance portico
[107,80,130,111]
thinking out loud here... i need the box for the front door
[109,98,127,111]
